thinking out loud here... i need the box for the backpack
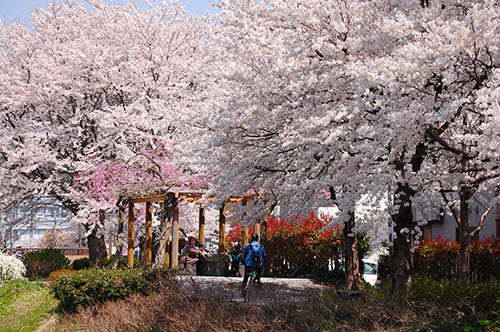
[249,245,261,265]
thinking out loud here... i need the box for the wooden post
[145,201,153,268]
[199,206,206,247]
[171,206,179,268]
[254,222,261,243]
[219,204,226,253]
[242,227,250,247]
[165,228,171,268]
[242,198,250,247]
[127,203,135,268]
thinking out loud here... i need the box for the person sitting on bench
[180,236,207,274]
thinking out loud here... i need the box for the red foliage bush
[227,212,369,281]
[414,235,500,282]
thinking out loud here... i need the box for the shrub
[413,236,458,281]
[47,269,74,287]
[23,248,70,278]
[227,212,370,283]
[0,252,26,280]
[411,274,500,312]
[414,236,500,282]
[53,268,168,313]
[470,237,500,283]
[99,255,140,269]
[71,257,90,270]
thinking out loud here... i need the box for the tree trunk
[86,223,107,266]
[98,234,107,260]
[260,195,277,248]
[390,144,425,294]
[154,193,176,269]
[391,183,415,294]
[113,196,128,269]
[456,189,472,281]
[344,212,361,290]
[98,210,108,261]
[86,225,99,266]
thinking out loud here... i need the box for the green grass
[0,279,59,332]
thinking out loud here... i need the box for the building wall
[429,203,498,242]
[1,201,76,248]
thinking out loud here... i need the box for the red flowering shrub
[470,236,500,283]
[414,236,458,281]
[414,236,500,282]
[227,212,370,282]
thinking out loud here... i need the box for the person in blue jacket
[242,233,267,290]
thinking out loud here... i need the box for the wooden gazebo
[125,187,258,269]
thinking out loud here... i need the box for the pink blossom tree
[0,0,217,262]
[74,141,209,266]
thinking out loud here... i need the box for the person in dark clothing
[241,234,267,291]
[230,239,243,277]
[180,236,207,275]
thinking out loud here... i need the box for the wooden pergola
[125,188,259,269]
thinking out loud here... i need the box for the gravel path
[175,276,331,304]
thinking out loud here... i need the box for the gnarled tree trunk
[391,183,415,294]
[154,193,177,269]
[456,188,472,281]
[86,218,108,266]
[113,196,129,269]
[344,211,361,290]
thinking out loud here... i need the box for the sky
[0,0,218,23]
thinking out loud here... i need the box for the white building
[413,198,499,242]
[1,197,79,248]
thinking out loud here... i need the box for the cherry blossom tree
[366,0,500,281]
[203,0,396,290]
[0,0,217,261]
[205,0,500,291]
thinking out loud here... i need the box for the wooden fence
[1,248,89,256]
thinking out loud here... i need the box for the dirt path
[175,276,331,304]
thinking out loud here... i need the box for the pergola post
[145,201,153,268]
[219,204,226,253]
[127,203,135,268]
[165,228,171,268]
[242,198,250,247]
[199,206,206,247]
[242,227,250,247]
[254,222,261,243]
[171,206,179,268]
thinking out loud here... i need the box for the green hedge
[71,257,90,270]
[99,255,140,269]
[23,248,70,278]
[53,268,168,313]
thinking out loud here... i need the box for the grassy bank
[1,276,500,332]
[55,278,500,332]
[0,279,58,332]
